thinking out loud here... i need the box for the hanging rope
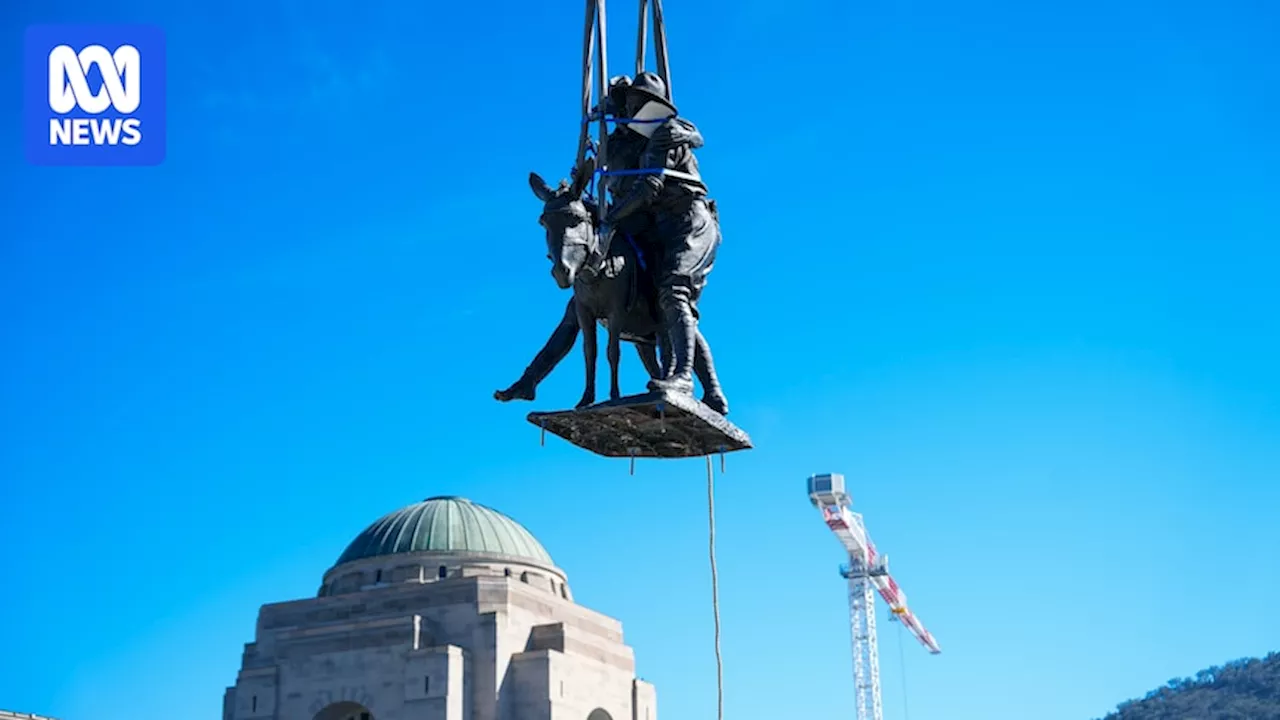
[706,455,725,720]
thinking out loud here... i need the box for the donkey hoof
[495,383,536,402]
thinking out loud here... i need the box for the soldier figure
[600,75,661,310]
[600,72,722,400]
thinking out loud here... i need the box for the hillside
[1097,652,1280,720]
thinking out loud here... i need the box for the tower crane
[807,473,941,720]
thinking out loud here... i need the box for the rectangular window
[251,696,257,712]
[559,681,564,697]
[425,676,431,695]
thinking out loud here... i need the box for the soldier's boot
[647,287,696,397]
[694,331,729,416]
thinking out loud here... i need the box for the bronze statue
[501,158,728,413]
[495,71,749,459]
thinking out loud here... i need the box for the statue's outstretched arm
[494,297,581,402]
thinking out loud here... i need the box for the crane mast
[843,557,883,720]
[808,473,940,720]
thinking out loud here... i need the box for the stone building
[222,496,657,720]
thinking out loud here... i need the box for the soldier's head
[617,72,677,138]
[622,72,675,118]
[605,75,632,117]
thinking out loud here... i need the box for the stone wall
[225,570,653,720]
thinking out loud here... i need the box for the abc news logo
[47,43,143,147]
[23,25,165,166]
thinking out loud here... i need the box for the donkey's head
[529,157,599,289]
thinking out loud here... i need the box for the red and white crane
[807,473,940,720]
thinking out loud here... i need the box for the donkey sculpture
[529,158,728,414]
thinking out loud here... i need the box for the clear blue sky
[2,0,1277,719]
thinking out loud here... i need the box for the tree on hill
[1097,652,1280,720]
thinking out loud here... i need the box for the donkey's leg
[495,297,579,402]
[575,301,597,409]
[693,330,729,416]
[606,315,623,401]
[634,342,662,380]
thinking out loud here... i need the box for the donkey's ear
[529,172,557,203]
[569,157,597,198]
